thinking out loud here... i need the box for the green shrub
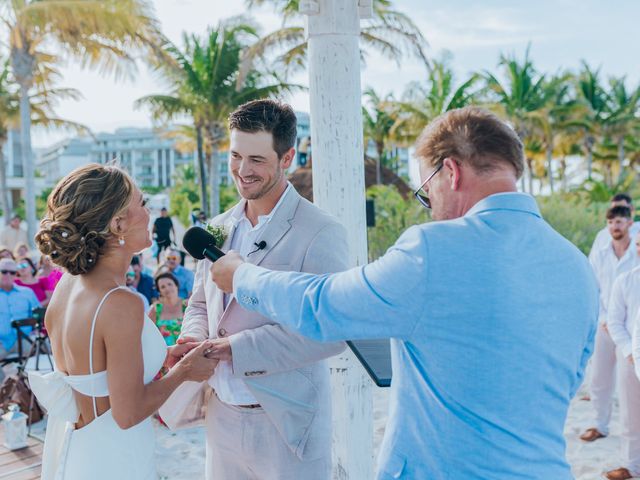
[537,192,608,256]
[366,184,431,261]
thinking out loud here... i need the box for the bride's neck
[86,250,132,286]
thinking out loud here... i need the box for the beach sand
[155,385,629,479]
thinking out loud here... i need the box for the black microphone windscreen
[182,227,215,260]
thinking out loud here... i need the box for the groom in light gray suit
[177,99,347,479]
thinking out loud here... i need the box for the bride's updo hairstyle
[35,163,135,275]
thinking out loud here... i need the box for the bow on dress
[29,370,80,480]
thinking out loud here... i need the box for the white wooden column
[303,1,374,478]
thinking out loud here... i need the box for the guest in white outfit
[590,193,640,255]
[161,100,347,480]
[582,205,639,444]
[605,232,640,480]
[28,164,218,480]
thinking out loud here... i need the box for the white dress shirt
[590,240,639,323]
[591,222,640,258]
[210,184,292,406]
[608,266,640,357]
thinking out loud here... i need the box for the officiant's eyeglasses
[0,270,17,275]
[414,163,443,209]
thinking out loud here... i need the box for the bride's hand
[176,341,219,382]
[165,341,201,369]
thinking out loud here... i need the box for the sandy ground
[154,385,630,480]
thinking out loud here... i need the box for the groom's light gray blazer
[167,187,348,460]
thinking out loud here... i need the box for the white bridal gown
[29,286,167,480]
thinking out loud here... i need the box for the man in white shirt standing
[170,99,347,480]
[591,193,640,255]
[606,232,640,479]
[582,205,639,445]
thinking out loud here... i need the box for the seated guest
[163,248,193,299]
[148,272,186,347]
[37,254,63,291]
[15,257,52,307]
[130,255,156,304]
[0,258,40,375]
[0,246,14,260]
[125,267,150,313]
[13,242,30,261]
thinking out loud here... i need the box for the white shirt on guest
[589,240,639,323]
[210,184,293,406]
[608,266,640,358]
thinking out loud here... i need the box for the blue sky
[21,0,640,146]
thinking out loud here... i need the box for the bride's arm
[103,290,217,430]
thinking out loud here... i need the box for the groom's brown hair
[228,99,297,159]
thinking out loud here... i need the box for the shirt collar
[231,183,293,228]
[465,192,541,219]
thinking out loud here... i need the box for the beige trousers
[205,393,331,480]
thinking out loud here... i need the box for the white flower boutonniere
[205,224,228,248]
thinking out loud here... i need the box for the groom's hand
[211,251,245,294]
[166,337,201,369]
[202,338,232,362]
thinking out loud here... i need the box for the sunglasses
[1,270,17,275]
[126,272,136,277]
[17,263,29,269]
[413,163,443,209]
[166,256,179,261]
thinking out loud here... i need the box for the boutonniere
[206,224,228,248]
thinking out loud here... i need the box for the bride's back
[46,272,131,426]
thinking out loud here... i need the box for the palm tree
[574,62,608,180]
[362,88,396,185]
[528,73,577,193]
[390,56,479,145]
[137,18,299,216]
[2,0,164,242]
[601,76,640,182]
[245,0,429,74]
[484,47,548,193]
[0,56,86,224]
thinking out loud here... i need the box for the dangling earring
[118,237,125,246]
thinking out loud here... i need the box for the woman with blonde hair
[29,164,218,480]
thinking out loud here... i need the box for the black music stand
[347,339,392,387]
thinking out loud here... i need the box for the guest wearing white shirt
[590,193,640,256]
[582,205,639,445]
[604,232,640,480]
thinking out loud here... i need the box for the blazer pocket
[379,451,407,479]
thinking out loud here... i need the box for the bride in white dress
[28,164,218,479]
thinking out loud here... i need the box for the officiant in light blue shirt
[211,107,599,480]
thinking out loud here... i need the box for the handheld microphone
[182,227,225,262]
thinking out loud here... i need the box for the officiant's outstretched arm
[212,106,599,480]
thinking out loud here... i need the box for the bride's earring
[118,237,125,246]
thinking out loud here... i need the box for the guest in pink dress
[38,254,63,291]
[15,257,52,306]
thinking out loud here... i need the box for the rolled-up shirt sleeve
[233,226,429,342]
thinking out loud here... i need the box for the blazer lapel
[211,203,243,326]
[246,188,300,267]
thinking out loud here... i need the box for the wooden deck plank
[0,426,43,480]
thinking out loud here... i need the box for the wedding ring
[204,348,213,356]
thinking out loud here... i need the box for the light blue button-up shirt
[234,192,598,479]
[0,285,40,351]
